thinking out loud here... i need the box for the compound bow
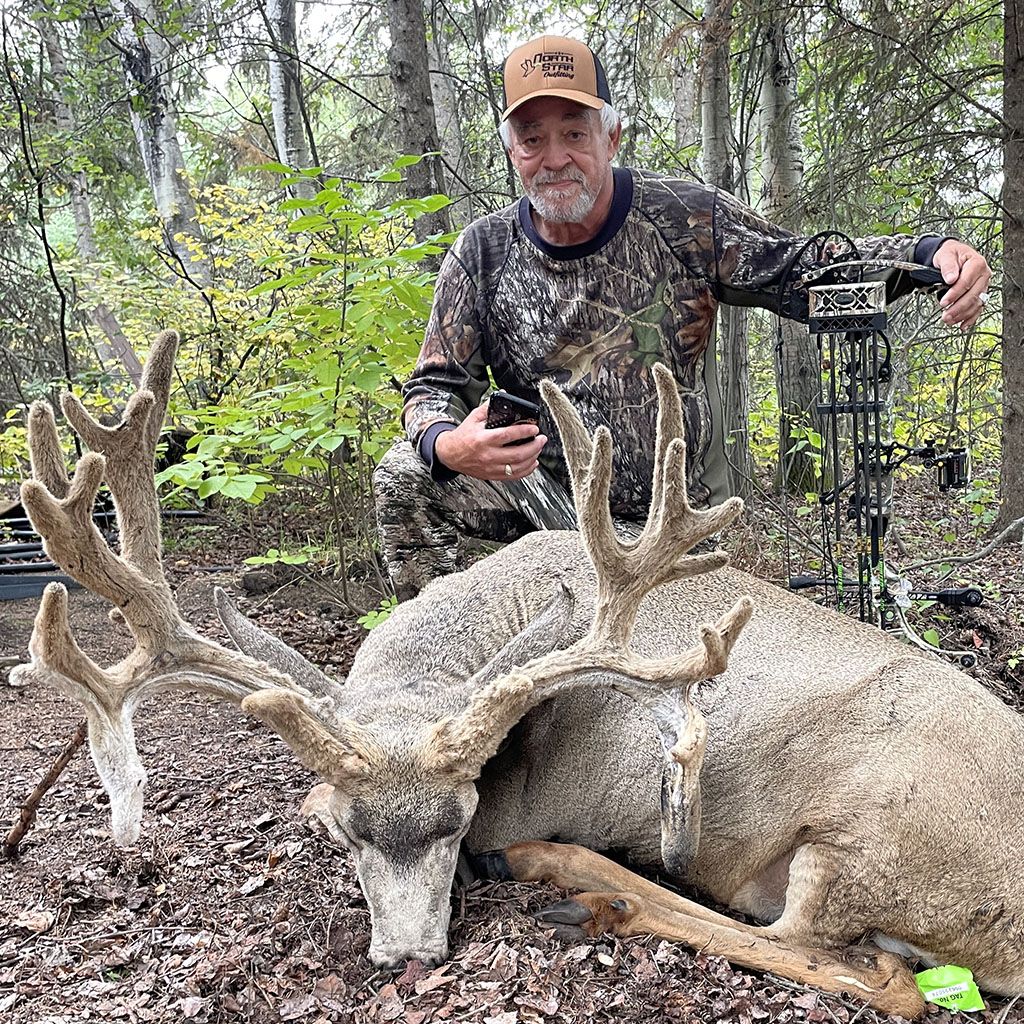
[778,241,981,667]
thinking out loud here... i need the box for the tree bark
[264,0,315,199]
[701,0,751,500]
[385,0,451,241]
[469,0,518,202]
[108,0,207,283]
[36,11,142,384]
[1000,0,1024,534]
[425,8,473,223]
[759,16,816,494]
[674,35,699,152]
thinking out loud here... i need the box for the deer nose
[373,949,446,971]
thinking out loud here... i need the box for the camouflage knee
[373,441,466,600]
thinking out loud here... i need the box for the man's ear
[607,118,622,159]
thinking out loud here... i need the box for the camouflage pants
[373,441,582,601]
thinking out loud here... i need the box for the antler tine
[137,328,178,456]
[649,360,685,518]
[13,582,119,712]
[59,333,177,578]
[27,401,71,498]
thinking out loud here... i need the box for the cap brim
[501,90,605,122]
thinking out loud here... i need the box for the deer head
[15,333,752,969]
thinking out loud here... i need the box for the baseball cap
[502,36,612,121]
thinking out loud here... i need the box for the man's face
[506,97,620,225]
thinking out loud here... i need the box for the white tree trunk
[265,0,315,199]
[108,0,206,283]
[701,0,751,500]
[759,19,803,222]
[37,12,142,384]
[758,17,815,493]
[426,15,473,222]
[674,40,699,151]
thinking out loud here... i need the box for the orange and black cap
[502,36,612,121]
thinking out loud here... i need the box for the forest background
[0,0,1021,617]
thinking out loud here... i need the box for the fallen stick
[3,720,88,858]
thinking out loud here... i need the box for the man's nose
[540,139,573,170]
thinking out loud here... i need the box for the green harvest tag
[915,965,985,1012]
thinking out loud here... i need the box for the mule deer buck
[13,330,1024,1019]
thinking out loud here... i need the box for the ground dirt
[1,518,1023,1024]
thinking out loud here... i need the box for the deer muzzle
[355,841,461,970]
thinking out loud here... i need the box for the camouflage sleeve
[401,240,491,450]
[707,188,933,321]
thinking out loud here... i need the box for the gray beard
[525,172,601,224]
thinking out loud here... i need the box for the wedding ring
[978,291,990,305]
[504,463,513,477]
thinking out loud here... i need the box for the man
[374,35,991,601]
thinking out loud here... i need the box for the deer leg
[490,840,736,928]
[499,841,925,1020]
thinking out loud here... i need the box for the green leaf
[922,629,941,647]
[288,214,329,232]
[198,475,227,499]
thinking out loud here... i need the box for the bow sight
[782,253,982,666]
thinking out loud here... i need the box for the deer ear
[214,587,340,699]
[242,690,372,785]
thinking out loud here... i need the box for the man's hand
[434,405,547,481]
[933,240,992,331]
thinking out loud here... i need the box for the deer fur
[13,330,1024,1019]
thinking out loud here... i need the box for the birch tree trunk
[674,35,699,151]
[759,16,816,493]
[108,0,207,284]
[384,0,451,241]
[701,0,751,500]
[37,12,142,384]
[264,0,315,200]
[999,0,1024,533]
[426,12,473,223]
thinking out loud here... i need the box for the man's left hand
[933,240,992,331]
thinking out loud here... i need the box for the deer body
[349,529,1024,996]
[318,575,1022,1016]
[14,333,1023,1016]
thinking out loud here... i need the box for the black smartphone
[485,390,540,445]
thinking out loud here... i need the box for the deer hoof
[471,849,515,881]
[533,898,595,927]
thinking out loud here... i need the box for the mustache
[531,167,586,185]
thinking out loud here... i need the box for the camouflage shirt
[402,167,938,516]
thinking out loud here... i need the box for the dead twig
[904,515,1024,575]
[994,994,1020,1024]
[2,720,88,858]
